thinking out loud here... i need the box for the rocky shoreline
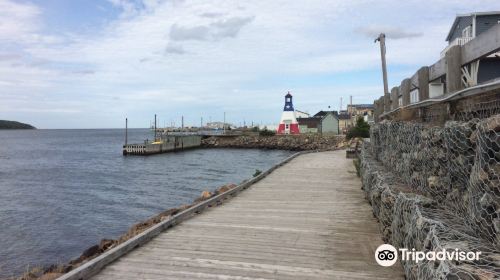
[17,184,238,280]
[201,134,345,150]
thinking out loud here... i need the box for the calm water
[0,129,293,278]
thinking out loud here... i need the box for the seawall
[359,115,500,279]
[201,134,345,150]
[123,135,201,155]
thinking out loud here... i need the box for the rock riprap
[360,114,500,280]
[201,134,345,150]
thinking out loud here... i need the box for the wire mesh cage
[365,100,500,279]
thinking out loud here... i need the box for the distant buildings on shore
[276,92,374,135]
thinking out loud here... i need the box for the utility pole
[125,118,128,145]
[375,33,389,97]
[154,114,157,141]
[340,97,343,112]
[181,116,184,129]
[350,95,353,116]
[223,112,226,135]
[200,117,203,128]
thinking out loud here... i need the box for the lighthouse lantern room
[277,92,300,134]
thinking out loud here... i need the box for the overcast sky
[1,0,499,128]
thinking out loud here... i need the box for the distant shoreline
[0,120,36,130]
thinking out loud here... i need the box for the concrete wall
[374,21,500,120]
[124,135,202,155]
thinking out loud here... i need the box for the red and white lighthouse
[277,92,300,134]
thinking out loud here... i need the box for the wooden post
[445,45,463,94]
[154,114,157,141]
[417,66,429,101]
[401,79,411,106]
[391,87,399,110]
[375,33,389,98]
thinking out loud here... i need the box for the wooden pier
[123,135,202,155]
[58,150,403,279]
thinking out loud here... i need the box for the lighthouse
[277,92,300,134]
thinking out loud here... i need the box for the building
[313,111,340,134]
[277,92,300,134]
[440,12,500,90]
[297,117,320,134]
[338,112,352,134]
[347,104,375,124]
[297,111,340,135]
[295,110,310,118]
[347,104,374,117]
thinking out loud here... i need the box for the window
[410,89,419,104]
[429,83,444,98]
[285,124,289,129]
[462,25,472,38]
[286,98,291,102]
[398,97,403,106]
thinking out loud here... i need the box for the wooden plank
[55,152,303,280]
[83,151,404,280]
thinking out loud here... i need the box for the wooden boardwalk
[91,150,404,279]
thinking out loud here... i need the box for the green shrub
[259,128,276,136]
[253,169,262,177]
[346,117,370,139]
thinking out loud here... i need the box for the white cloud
[355,25,423,39]
[169,16,254,42]
[1,0,500,127]
[0,0,41,41]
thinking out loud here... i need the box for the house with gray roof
[442,12,500,86]
[297,111,339,135]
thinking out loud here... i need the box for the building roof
[338,114,351,120]
[347,104,374,109]
[446,11,500,41]
[295,109,310,117]
[297,117,320,128]
[285,91,292,97]
[313,110,339,117]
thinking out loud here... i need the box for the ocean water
[0,129,294,278]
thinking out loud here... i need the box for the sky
[0,0,499,128]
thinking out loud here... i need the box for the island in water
[0,120,36,129]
